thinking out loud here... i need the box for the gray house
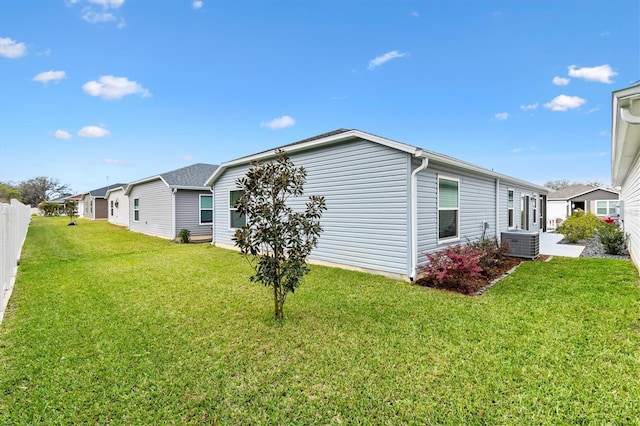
[546,184,619,229]
[205,129,548,281]
[125,163,218,240]
[82,183,127,220]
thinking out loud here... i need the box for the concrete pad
[539,232,584,258]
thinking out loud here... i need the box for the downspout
[495,178,500,242]
[409,151,429,281]
[171,188,177,240]
[210,186,215,245]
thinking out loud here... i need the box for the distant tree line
[544,179,603,191]
[0,177,72,206]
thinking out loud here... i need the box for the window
[229,190,245,229]
[596,200,619,216]
[532,195,537,225]
[133,198,139,222]
[200,195,213,224]
[438,177,459,240]
[110,200,114,216]
[507,189,514,228]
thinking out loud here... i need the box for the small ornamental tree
[233,150,327,321]
[63,200,78,223]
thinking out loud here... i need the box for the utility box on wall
[501,231,540,259]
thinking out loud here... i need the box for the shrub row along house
[205,129,548,281]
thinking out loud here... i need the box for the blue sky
[1,0,638,194]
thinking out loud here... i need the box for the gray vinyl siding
[128,179,173,239]
[213,139,411,275]
[175,190,213,237]
[621,154,640,268]
[416,164,497,268]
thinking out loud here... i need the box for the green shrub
[597,223,626,255]
[178,228,191,243]
[557,211,603,243]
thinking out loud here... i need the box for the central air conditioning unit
[501,231,539,259]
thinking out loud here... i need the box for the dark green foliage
[37,201,61,216]
[18,176,71,206]
[557,210,603,243]
[0,181,21,203]
[178,228,191,243]
[469,236,510,271]
[597,223,627,255]
[233,150,327,320]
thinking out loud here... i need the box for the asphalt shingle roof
[547,184,618,201]
[88,183,127,198]
[159,163,218,187]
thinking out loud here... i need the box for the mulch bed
[415,255,543,296]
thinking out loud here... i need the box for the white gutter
[621,106,640,124]
[409,151,429,281]
[210,186,215,245]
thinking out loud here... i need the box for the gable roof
[86,183,128,199]
[104,185,129,198]
[125,163,218,195]
[612,84,640,186]
[547,184,619,201]
[205,128,548,193]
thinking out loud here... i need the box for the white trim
[228,189,245,230]
[133,198,140,223]
[199,194,213,225]
[595,199,620,216]
[125,176,170,195]
[437,175,460,243]
[507,188,515,229]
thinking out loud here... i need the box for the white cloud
[600,31,610,37]
[33,70,66,84]
[181,154,193,161]
[54,129,72,139]
[552,76,570,86]
[520,103,538,111]
[82,9,116,23]
[102,158,127,165]
[37,48,51,57]
[410,11,419,17]
[494,112,509,120]
[83,75,151,100]
[585,106,600,114]
[529,145,537,151]
[511,147,523,153]
[0,37,27,58]
[88,0,124,8]
[568,64,617,84]
[544,95,586,112]
[599,152,609,157]
[192,1,203,9]
[261,115,296,130]
[368,50,408,70]
[78,125,110,138]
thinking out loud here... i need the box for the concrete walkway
[539,232,584,258]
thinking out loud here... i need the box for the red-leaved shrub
[419,244,485,293]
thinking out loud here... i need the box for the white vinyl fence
[1,199,32,323]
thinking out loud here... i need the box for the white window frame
[133,198,140,222]
[596,200,619,216]
[228,189,246,230]
[531,194,538,226]
[507,189,515,229]
[199,194,213,225]
[437,175,460,243]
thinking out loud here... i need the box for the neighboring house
[82,184,127,220]
[611,84,640,269]
[125,163,218,241]
[49,194,85,218]
[546,184,619,229]
[205,129,548,281]
[105,185,129,227]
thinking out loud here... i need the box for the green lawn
[1,217,639,424]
